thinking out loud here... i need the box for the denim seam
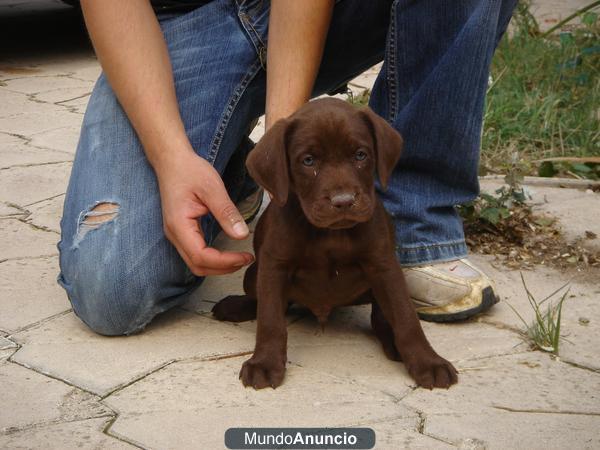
[397,239,467,253]
[207,59,262,165]
[206,0,267,163]
[397,241,469,267]
[386,0,399,123]
[236,0,268,62]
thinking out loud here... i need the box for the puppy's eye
[355,149,368,161]
[302,155,315,167]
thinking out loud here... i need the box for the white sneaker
[404,258,499,322]
[236,188,264,223]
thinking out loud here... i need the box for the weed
[538,157,600,180]
[346,88,371,107]
[459,153,529,227]
[505,273,570,355]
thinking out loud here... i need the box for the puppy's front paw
[239,356,286,389]
[406,354,458,389]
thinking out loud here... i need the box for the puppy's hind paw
[212,295,257,322]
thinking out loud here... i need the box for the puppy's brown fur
[213,98,458,390]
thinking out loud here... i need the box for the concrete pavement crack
[0,335,18,350]
[16,218,59,235]
[7,309,71,336]
[411,409,458,447]
[4,202,30,215]
[559,358,600,374]
[475,316,524,335]
[100,359,179,400]
[0,160,73,172]
[26,143,74,156]
[102,416,146,449]
[416,410,426,433]
[55,92,91,105]
[454,349,533,369]
[7,358,99,398]
[1,415,116,438]
[492,405,600,416]
[23,192,66,208]
[201,350,254,362]
[0,73,77,84]
[0,254,59,263]
[0,130,32,144]
[4,337,142,448]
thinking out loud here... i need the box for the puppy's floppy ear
[359,107,403,190]
[246,118,293,207]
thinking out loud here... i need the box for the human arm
[265,0,335,129]
[80,0,253,276]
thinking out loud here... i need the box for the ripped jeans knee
[58,197,200,336]
[73,201,120,248]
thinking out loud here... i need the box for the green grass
[506,273,570,355]
[482,1,600,173]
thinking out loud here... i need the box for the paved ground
[1,1,599,449]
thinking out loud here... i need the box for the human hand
[155,150,254,276]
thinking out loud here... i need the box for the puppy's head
[246,98,403,229]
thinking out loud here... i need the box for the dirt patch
[464,204,600,270]
[0,65,41,75]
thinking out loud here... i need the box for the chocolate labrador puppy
[213,98,458,390]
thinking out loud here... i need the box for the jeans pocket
[233,0,269,68]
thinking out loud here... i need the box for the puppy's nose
[330,192,356,208]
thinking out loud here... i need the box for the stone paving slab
[0,109,84,136]
[70,64,102,83]
[530,0,591,29]
[1,57,102,83]
[0,132,71,169]
[369,419,455,450]
[403,351,600,448]
[0,360,112,433]
[0,162,71,206]
[104,356,418,449]
[0,88,65,119]
[285,315,524,400]
[349,64,381,90]
[34,87,92,105]
[26,194,64,233]
[10,310,255,396]
[403,352,600,415]
[0,201,25,217]
[2,75,93,96]
[0,257,69,333]
[0,218,58,260]
[28,126,81,154]
[0,417,134,450]
[471,254,600,371]
[424,411,600,450]
[0,336,18,360]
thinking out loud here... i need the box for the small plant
[346,88,371,107]
[506,273,570,355]
[538,158,600,180]
[459,153,529,227]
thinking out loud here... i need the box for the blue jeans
[58,0,517,335]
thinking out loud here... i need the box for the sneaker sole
[238,190,264,224]
[417,286,499,323]
[243,201,262,224]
